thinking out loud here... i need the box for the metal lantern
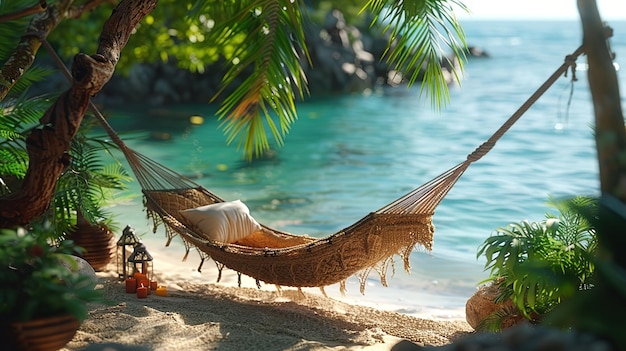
[127,242,154,280]
[116,225,140,280]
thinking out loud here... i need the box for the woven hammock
[84,45,583,293]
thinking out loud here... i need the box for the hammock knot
[564,54,578,82]
[467,141,496,162]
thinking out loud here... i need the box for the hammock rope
[378,45,584,217]
[43,40,585,292]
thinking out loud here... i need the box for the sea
[102,20,626,319]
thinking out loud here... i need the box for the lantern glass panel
[127,243,154,280]
[116,225,140,280]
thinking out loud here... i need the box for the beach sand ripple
[64,267,472,351]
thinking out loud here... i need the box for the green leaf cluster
[49,0,225,75]
[362,0,468,107]
[0,94,132,234]
[52,128,132,235]
[192,0,310,159]
[0,223,104,322]
[544,195,626,349]
[477,196,598,329]
[0,94,50,192]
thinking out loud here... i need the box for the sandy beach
[63,246,474,351]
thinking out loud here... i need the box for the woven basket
[67,221,116,271]
[9,314,80,351]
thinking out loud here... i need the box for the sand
[63,247,474,351]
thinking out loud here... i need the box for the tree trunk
[0,0,158,228]
[578,0,626,267]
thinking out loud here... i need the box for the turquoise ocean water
[104,20,626,318]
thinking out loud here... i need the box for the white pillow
[179,200,262,243]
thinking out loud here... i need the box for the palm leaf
[198,0,309,160]
[190,1,467,158]
[9,66,54,97]
[0,94,52,187]
[52,131,131,233]
[361,0,467,108]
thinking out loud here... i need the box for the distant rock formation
[33,9,486,108]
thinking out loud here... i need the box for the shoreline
[63,247,475,350]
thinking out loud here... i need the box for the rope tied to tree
[464,42,591,165]
[564,54,578,81]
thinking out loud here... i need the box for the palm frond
[547,195,597,246]
[51,132,131,234]
[192,0,309,160]
[9,66,54,97]
[478,195,599,321]
[477,304,521,332]
[362,0,467,108]
[0,147,28,179]
[0,94,52,184]
[1,93,51,129]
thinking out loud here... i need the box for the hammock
[58,43,583,293]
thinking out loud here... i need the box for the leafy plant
[51,125,132,235]
[0,94,131,235]
[0,93,52,195]
[0,223,104,323]
[477,195,598,330]
[544,194,626,349]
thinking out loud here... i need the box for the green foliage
[190,0,309,159]
[362,0,468,108]
[0,223,104,322]
[0,93,52,193]
[48,0,468,159]
[52,127,132,235]
[477,196,598,329]
[0,0,55,98]
[49,0,221,74]
[544,195,626,349]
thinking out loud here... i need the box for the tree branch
[0,1,73,102]
[0,0,158,228]
[67,0,116,19]
[0,1,47,23]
